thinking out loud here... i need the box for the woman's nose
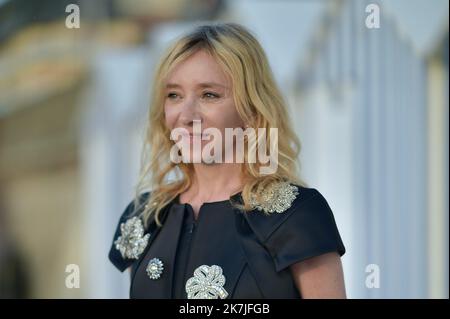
[179,95,202,126]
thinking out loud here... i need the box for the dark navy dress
[108,185,346,299]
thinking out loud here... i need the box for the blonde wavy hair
[133,22,305,226]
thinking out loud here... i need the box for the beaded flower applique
[249,181,299,214]
[185,265,228,299]
[114,216,150,260]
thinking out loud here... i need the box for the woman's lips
[184,133,210,138]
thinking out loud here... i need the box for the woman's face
[164,49,244,163]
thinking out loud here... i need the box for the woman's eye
[167,92,179,99]
[203,92,220,99]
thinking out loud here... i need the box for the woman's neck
[182,163,245,203]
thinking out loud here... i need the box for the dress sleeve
[108,193,150,272]
[108,200,136,272]
[264,189,346,272]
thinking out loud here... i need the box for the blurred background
[0,0,448,299]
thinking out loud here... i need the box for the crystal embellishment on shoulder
[185,265,228,299]
[249,181,299,214]
[114,216,150,260]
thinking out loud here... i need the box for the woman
[109,23,346,299]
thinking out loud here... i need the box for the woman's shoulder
[108,191,156,272]
[244,184,326,229]
[119,191,152,219]
[242,183,341,245]
[242,182,346,271]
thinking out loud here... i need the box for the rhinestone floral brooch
[185,265,229,299]
[146,258,164,280]
[114,216,150,260]
[249,181,299,214]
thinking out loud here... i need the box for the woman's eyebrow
[165,82,228,89]
[197,82,228,89]
[165,83,182,89]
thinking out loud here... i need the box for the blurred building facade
[290,0,448,298]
